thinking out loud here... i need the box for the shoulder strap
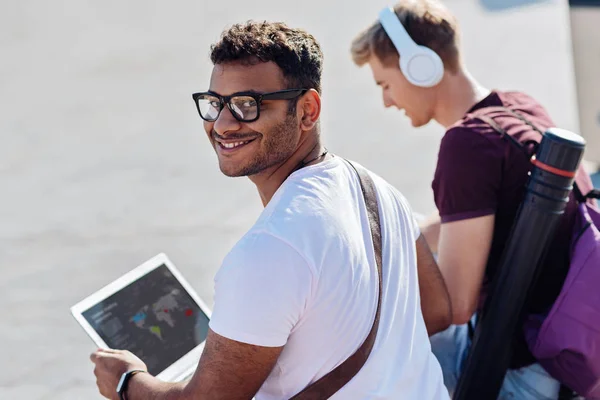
[471,106,600,204]
[470,106,542,155]
[473,106,545,135]
[474,114,529,156]
[290,160,383,400]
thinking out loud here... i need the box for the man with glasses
[89,20,451,400]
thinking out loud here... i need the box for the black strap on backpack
[572,182,600,202]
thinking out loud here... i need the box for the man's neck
[249,135,326,207]
[433,69,491,129]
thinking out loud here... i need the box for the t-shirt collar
[466,90,502,114]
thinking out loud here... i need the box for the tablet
[71,253,211,381]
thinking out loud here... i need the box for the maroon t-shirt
[432,90,592,367]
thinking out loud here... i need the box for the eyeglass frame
[191,88,309,123]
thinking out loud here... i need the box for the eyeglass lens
[196,94,259,121]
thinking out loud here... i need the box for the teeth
[222,141,249,149]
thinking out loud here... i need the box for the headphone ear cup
[378,6,444,88]
[399,55,411,83]
[422,46,444,85]
[401,46,444,88]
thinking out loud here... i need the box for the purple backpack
[523,188,600,398]
[472,106,600,398]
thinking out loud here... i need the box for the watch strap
[118,369,147,400]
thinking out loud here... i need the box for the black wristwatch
[116,369,146,400]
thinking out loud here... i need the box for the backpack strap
[573,184,600,203]
[470,106,542,153]
[289,160,383,400]
[471,106,599,204]
[474,114,530,157]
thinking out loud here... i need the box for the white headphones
[378,6,444,87]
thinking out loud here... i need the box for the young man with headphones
[351,1,596,399]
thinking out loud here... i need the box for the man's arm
[416,233,452,335]
[418,213,441,254]
[437,215,495,325]
[183,329,282,400]
[91,329,282,400]
[125,329,283,400]
[92,233,309,400]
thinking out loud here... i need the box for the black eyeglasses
[191,89,308,123]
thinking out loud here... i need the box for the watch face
[116,372,127,393]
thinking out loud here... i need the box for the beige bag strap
[289,160,383,400]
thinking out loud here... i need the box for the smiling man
[90,21,451,400]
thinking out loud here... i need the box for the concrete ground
[1,0,594,398]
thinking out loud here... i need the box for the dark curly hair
[210,21,323,94]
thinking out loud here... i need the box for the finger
[99,348,120,354]
[90,348,112,361]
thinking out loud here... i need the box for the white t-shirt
[209,157,448,400]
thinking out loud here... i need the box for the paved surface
[1,0,591,398]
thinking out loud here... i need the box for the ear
[297,89,321,132]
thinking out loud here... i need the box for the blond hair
[351,0,461,73]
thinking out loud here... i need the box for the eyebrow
[375,81,383,86]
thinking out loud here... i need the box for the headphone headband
[378,7,417,58]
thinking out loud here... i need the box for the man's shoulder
[439,124,496,157]
[442,90,552,150]
[434,123,505,183]
[239,179,338,263]
[251,158,409,246]
[449,90,553,132]
[261,157,349,222]
[223,229,313,274]
[254,156,412,234]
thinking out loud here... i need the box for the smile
[215,137,257,152]
[221,140,251,149]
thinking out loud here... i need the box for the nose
[211,105,242,136]
[383,92,394,109]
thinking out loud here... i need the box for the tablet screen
[81,264,209,375]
